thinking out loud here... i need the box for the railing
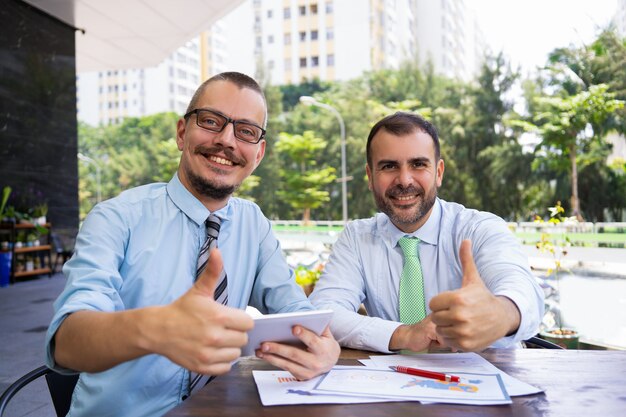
[271,220,626,248]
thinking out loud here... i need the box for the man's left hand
[255,325,340,380]
[429,239,521,351]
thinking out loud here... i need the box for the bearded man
[309,111,544,353]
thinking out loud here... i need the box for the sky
[469,0,619,75]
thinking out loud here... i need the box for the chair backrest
[523,335,565,349]
[0,366,78,417]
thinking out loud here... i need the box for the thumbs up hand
[151,248,254,375]
[429,240,520,352]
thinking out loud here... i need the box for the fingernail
[294,326,301,335]
[262,344,269,352]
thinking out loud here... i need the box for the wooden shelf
[13,267,52,278]
[0,222,53,284]
[14,245,52,253]
[13,222,51,229]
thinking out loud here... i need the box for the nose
[395,166,414,187]
[214,121,237,148]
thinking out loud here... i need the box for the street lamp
[77,152,101,203]
[299,96,349,224]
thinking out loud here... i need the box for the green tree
[524,84,624,220]
[275,131,337,223]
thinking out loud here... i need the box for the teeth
[396,196,415,201]
[209,156,233,166]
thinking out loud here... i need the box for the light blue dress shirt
[309,198,544,353]
[45,174,312,417]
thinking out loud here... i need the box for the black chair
[0,366,78,417]
[523,335,565,349]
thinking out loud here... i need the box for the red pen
[389,365,461,383]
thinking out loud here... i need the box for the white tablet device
[241,309,333,356]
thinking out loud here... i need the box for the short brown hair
[185,72,267,127]
[366,112,440,166]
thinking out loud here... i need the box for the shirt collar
[166,173,233,226]
[379,198,442,248]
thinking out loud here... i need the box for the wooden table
[165,349,626,416]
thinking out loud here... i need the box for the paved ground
[0,244,624,416]
[0,273,64,417]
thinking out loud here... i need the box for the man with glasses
[46,72,340,417]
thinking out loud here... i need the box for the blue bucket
[0,251,12,287]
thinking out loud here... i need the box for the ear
[436,158,445,187]
[176,118,187,151]
[254,139,266,167]
[365,163,373,191]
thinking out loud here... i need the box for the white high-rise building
[77,38,202,126]
[77,0,484,125]
[249,0,483,85]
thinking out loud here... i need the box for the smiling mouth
[395,195,416,202]
[208,155,234,166]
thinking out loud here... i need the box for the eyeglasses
[184,108,266,144]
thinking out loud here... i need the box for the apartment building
[77,0,482,125]
[248,0,482,85]
[77,38,202,126]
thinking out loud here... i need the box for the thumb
[194,247,223,297]
[459,240,480,287]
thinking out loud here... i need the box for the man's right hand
[388,315,446,352]
[147,248,254,375]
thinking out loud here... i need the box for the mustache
[193,145,246,166]
[385,184,423,198]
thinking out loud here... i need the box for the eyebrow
[376,157,431,167]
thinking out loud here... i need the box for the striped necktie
[398,236,426,324]
[188,214,227,398]
[196,214,227,305]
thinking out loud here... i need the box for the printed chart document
[253,352,542,406]
[253,367,400,406]
[312,367,511,405]
[368,353,542,396]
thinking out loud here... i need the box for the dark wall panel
[0,0,79,239]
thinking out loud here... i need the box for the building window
[327,28,334,39]
[299,57,307,68]
[327,54,334,66]
[284,7,290,18]
[268,35,274,44]
[311,56,319,67]
[311,30,318,40]
[285,59,291,71]
[268,60,275,69]
[326,1,333,14]
[310,4,318,14]
[299,5,306,15]
[267,9,273,18]
[256,36,262,47]
[299,31,306,41]
[284,33,291,45]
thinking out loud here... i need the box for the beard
[186,167,239,200]
[373,183,437,228]
[184,144,247,200]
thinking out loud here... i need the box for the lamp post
[77,152,101,203]
[299,96,349,224]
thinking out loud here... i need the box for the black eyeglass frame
[183,108,266,144]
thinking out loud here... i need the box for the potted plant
[534,202,580,349]
[31,202,48,225]
[294,264,324,296]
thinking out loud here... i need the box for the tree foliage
[77,29,626,223]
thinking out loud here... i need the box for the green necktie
[398,236,426,324]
